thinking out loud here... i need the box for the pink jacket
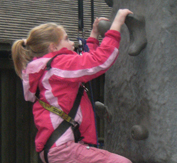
[22,30,121,152]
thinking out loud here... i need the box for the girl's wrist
[110,22,121,32]
[90,30,99,39]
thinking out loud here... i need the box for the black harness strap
[46,54,61,70]
[43,85,84,163]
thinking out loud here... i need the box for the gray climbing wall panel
[103,0,177,163]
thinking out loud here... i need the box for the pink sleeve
[50,30,121,83]
[86,37,99,52]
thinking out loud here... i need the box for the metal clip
[70,119,78,127]
[82,84,89,92]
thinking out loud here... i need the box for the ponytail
[11,39,30,78]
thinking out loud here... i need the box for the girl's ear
[49,43,57,52]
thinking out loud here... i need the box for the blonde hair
[11,23,64,78]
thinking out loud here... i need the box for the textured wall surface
[104,0,177,163]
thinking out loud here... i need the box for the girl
[12,9,133,163]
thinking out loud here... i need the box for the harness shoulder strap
[46,54,61,70]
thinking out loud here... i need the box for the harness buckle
[82,83,89,92]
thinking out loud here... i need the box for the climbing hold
[131,125,149,140]
[98,20,111,37]
[95,101,112,123]
[104,0,113,7]
[125,14,147,56]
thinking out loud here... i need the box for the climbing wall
[103,0,177,163]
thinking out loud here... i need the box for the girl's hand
[110,9,133,32]
[90,17,109,39]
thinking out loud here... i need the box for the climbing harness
[39,85,84,163]
[36,54,87,163]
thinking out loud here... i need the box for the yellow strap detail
[37,99,72,123]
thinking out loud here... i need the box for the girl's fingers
[98,17,109,21]
[119,9,133,17]
[94,17,109,24]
